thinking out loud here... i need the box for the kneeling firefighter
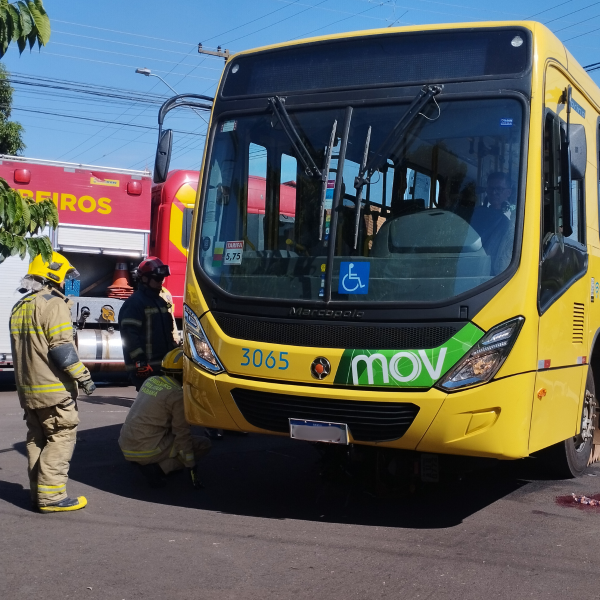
[118,348,211,488]
[10,252,96,513]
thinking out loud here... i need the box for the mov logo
[351,349,447,385]
[333,322,485,388]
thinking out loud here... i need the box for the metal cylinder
[76,329,125,372]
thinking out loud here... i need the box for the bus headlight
[437,316,524,391]
[184,304,224,374]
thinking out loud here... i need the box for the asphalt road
[1,384,600,600]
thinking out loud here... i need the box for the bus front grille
[230,388,420,442]
[213,312,459,350]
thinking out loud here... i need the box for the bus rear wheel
[546,369,597,478]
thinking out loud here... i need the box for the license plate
[289,418,349,444]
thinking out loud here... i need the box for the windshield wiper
[353,84,443,193]
[352,126,371,249]
[318,119,338,241]
[268,96,322,178]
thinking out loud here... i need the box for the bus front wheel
[546,369,597,478]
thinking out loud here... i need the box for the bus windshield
[198,97,523,303]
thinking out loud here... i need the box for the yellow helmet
[27,251,80,285]
[162,348,183,373]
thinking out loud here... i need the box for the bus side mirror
[569,124,586,180]
[154,129,173,184]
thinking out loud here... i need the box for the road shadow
[78,396,134,409]
[3,421,569,528]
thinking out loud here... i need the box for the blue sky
[2,0,600,174]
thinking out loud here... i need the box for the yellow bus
[154,21,600,477]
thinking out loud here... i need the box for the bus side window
[279,154,297,251]
[247,142,267,251]
[539,111,587,311]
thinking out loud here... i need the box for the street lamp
[135,67,180,96]
[135,67,208,123]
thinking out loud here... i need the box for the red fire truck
[0,156,296,373]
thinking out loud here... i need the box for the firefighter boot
[137,463,167,488]
[39,496,88,513]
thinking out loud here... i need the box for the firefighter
[10,252,96,513]
[118,257,178,390]
[118,348,211,488]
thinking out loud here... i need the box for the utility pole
[198,43,230,62]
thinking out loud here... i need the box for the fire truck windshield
[197,97,524,303]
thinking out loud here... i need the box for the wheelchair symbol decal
[338,262,370,295]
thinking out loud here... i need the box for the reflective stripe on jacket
[118,284,178,370]
[118,375,196,467]
[10,285,91,410]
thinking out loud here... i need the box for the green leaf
[27,1,49,46]
[7,5,21,41]
[39,234,52,263]
[12,191,22,223]
[27,25,36,50]
[20,196,30,230]
[26,235,38,259]
[28,202,40,232]
[44,199,58,228]
[0,194,5,225]
[16,34,26,54]
[6,192,15,224]
[17,2,33,38]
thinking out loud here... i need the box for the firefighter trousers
[24,398,79,506]
[125,435,211,475]
[158,436,212,474]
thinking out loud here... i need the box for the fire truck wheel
[545,368,596,478]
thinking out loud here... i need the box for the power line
[51,41,223,72]
[38,51,217,81]
[290,3,386,41]
[564,23,600,40]
[202,0,302,43]
[224,0,333,45]
[52,19,219,49]
[524,1,573,19]
[12,107,207,135]
[87,22,210,165]
[53,29,224,61]
[544,1,600,25]
[555,12,600,32]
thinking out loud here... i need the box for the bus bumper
[183,355,535,460]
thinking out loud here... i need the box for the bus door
[530,66,589,452]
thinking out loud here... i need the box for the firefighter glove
[80,378,96,396]
[188,466,203,490]
[135,362,153,379]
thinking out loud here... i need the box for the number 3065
[241,348,289,370]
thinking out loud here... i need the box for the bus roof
[224,21,600,113]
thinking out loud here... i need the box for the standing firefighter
[119,348,211,488]
[119,257,178,390]
[10,252,96,513]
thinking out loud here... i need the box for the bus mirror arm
[154,94,214,184]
